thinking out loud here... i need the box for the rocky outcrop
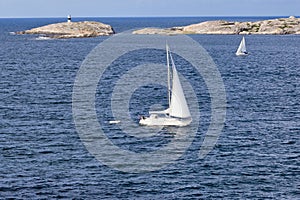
[16,21,115,39]
[133,16,300,35]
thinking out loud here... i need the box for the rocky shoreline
[133,16,300,35]
[16,21,115,39]
[15,16,300,38]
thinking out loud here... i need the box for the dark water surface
[0,17,299,199]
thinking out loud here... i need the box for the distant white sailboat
[139,44,192,127]
[236,36,248,56]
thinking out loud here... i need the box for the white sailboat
[235,36,248,56]
[139,44,192,127]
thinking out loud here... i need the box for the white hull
[139,115,192,127]
[235,52,248,56]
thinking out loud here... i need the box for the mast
[166,43,171,107]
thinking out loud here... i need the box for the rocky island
[16,21,115,39]
[133,16,300,35]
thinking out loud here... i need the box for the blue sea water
[0,17,299,199]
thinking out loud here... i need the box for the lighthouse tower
[67,15,71,23]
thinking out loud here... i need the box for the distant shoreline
[9,16,300,38]
[133,16,300,35]
[15,21,114,39]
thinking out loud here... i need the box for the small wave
[9,32,16,35]
[0,91,18,100]
[36,36,53,40]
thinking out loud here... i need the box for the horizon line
[0,15,297,19]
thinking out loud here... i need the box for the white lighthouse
[67,15,71,23]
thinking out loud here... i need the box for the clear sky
[0,0,298,18]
